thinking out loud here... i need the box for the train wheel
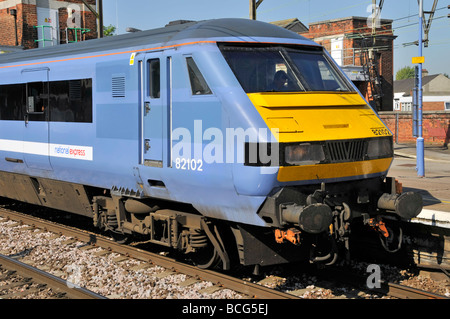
[190,243,221,269]
[109,230,129,245]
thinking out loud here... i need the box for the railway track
[378,280,449,299]
[0,207,298,299]
[0,205,448,300]
[320,268,449,300]
[0,253,105,299]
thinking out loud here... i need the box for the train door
[22,68,52,171]
[138,53,169,167]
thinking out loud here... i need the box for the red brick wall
[300,17,394,111]
[424,102,446,111]
[0,0,97,49]
[22,3,38,49]
[379,111,450,146]
[0,8,17,46]
[306,19,352,40]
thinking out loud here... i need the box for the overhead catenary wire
[255,1,448,66]
[305,6,448,39]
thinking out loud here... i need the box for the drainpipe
[10,8,18,46]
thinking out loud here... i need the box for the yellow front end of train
[247,92,393,183]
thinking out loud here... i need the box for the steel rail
[322,268,449,300]
[0,253,106,299]
[378,280,449,299]
[0,208,299,299]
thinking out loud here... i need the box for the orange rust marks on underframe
[368,218,389,238]
[275,228,301,245]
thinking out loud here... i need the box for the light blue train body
[0,19,421,269]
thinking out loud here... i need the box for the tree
[395,66,415,80]
[103,25,116,37]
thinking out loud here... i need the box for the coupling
[281,203,333,234]
[377,192,423,220]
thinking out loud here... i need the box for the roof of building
[270,18,308,33]
[394,74,440,94]
[308,16,393,26]
[0,18,310,65]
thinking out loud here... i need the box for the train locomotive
[0,18,422,271]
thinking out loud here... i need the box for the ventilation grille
[326,140,366,162]
[112,76,126,98]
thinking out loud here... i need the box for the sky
[102,0,450,77]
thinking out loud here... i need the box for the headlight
[244,137,392,167]
[284,143,325,165]
[366,137,393,159]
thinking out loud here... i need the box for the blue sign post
[416,0,425,177]
[412,66,419,138]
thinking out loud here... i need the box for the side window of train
[49,79,92,123]
[0,83,25,121]
[26,81,48,121]
[148,59,160,99]
[186,57,212,95]
[0,79,92,123]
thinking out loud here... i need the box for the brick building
[378,73,450,147]
[297,16,396,111]
[0,0,97,51]
[394,73,450,112]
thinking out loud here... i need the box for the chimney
[422,69,429,77]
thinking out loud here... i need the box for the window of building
[186,57,212,95]
[401,102,412,112]
[394,99,400,111]
[445,101,450,111]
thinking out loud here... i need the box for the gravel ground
[1,216,449,299]
[0,218,243,299]
[254,259,450,299]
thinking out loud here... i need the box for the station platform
[389,144,450,229]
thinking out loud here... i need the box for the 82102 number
[174,158,203,171]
